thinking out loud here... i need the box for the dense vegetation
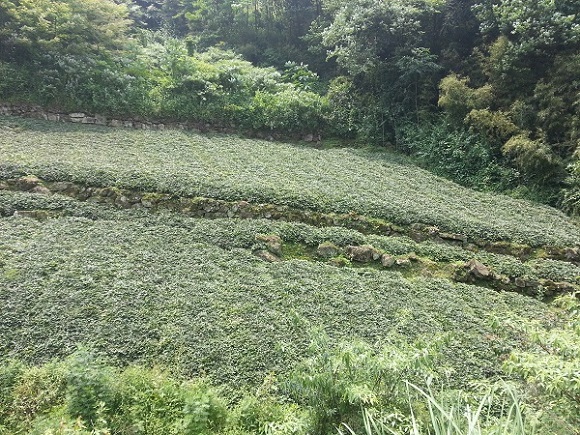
[2,118,579,247]
[1,0,579,208]
[1,1,580,433]
[0,181,576,434]
[0,191,547,385]
[1,117,580,433]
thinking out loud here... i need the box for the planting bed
[0,116,575,394]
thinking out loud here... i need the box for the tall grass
[340,383,532,435]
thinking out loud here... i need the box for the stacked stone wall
[0,103,185,130]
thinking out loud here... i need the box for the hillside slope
[1,117,579,247]
[0,116,577,391]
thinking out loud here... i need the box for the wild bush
[503,293,580,434]
[464,109,520,150]
[284,332,444,434]
[502,134,565,185]
[395,119,501,188]
[438,75,493,124]
[250,86,329,133]
[341,383,531,435]
[0,352,238,434]
[0,27,329,135]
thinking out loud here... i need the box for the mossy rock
[346,245,382,262]
[317,242,341,258]
[327,256,351,268]
[255,234,283,256]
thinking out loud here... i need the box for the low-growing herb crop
[1,117,579,247]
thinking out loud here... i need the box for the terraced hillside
[0,116,578,395]
[2,117,579,248]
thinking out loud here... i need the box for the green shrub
[64,350,117,430]
[0,62,29,101]
[397,120,495,187]
[0,360,25,426]
[250,87,329,133]
[281,62,322,93]
[10,361,68,426]
[503,293,580,434]
[438,75,493,124]
[144,42,330,132]
[113,366,184,434]
[465,109,520,149]
[284,332,444,434]
[179,380,229,434]
[1,323,577,433]
[27,410,108,435]
[235,392,311,434]
[0,31,331,135]
[345,383,531,435]
[324,77,360,138]
[561,140,580,213]
[502,134,565,185]
[0,353,235,434]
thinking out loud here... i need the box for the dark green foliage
[317,0,445,143]
[395,119,506,188]
[502,134,566,185]
[0,62,28,98]
[434,0,580,205]
[1,15,329,134]
[0,360,26,427]
[0,353,235,434]
[64,350,117,429]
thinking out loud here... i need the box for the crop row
[0,208,553,388]
[2,190,579,287]
[1,117,579,247]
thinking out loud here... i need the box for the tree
[0,0,131,61]
[321,0,441,76]
[475,0,580,98]
[317,0,445,142]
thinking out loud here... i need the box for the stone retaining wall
[0,103,316,141]
[0,103,277,136]
[0,103,176,130]
[1,175,577,297]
